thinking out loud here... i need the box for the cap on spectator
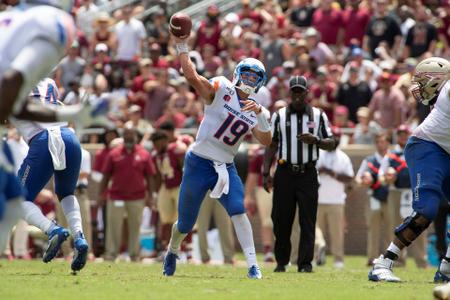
[351,47,363,57]
[289,76,308,90]
[335,105,349,116]
[357,106,370,118]
[95,43,108,53]
[396,124,411,133]
[96,12,114,26]
[241,18,253,27]
[305,27,319,37]
[139,58,151,67]
[128,105,142,114]
[207,5,220,16]
[317,66,327,77]
[70,40,79,49]
[225,12,239,24]
[283,61,295,70]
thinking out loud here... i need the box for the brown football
[169,13,192,39]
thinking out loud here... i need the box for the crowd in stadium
[1,0,449,269]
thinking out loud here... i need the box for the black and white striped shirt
[271,105,333,164]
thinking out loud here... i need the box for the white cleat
[247,265,263,279]
[368,255,402,282]
[434,283,450,300]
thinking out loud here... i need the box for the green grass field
[0,256,440,300]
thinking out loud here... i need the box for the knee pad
[394,212,431,246]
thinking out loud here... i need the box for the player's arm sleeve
[271,112,280,143]
[10,38,61,114]
[319,111,333,139]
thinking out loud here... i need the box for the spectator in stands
[312,0,344,48]
[55,41,86,92]
[239,0,264,33]
[114,5,146,64]
[146,9,170,56]
[333,105,355,130]
[202,44,222,78]
[124,105,154,142]
[368,72,405,131]
[99,125,156,262]
[289,0,315,29]
[355,133,391,266]
[128,58,155,111]
[438,2,450,58]
[340,47,382,91]
[260,19,291,80]
[363,0,402,59]
[90,12,116,55]
[194,5,222,55]
[304,27,335,66]
[76,0,99,39]
[155,102,186,129]
[316,130,354,268]
[168,77,196,117]
[149,42,169,69]
[309,68,336,122]
[336,61,373,124]
[92,43,112,77]
[352,107,382,145]
[403,4,437,59]
[143,68,175,123]
[342,0,371,47]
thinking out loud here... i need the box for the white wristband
[175,43,189,55]
[256,106,271,132]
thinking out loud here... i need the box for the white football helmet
[410,57,450,105]
[232,58,267,95]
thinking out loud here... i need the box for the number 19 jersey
[191,76,259,163]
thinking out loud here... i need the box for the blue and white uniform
[10,78,81,201]
[177,76,261,233]
[404,80,450,220]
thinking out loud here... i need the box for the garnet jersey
[154,142,185,189]
[191,76,260,163]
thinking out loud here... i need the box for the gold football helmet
[410,57,450,105]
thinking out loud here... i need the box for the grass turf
[0,256,439,300]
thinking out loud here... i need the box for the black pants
[434,201,450,259]
[271,165,319,269]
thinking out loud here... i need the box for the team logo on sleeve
[307,121,316,129]
[223,94,231,102]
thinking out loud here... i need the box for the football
[169,13,192,39]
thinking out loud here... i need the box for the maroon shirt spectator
[149,42,169,69]
[438,4,450,53]
[248,147,265,187]
[102,143,156,201]
[128,58,156,111]
[309,71,337,122]
[312,0,344,46]
[239,0,264,33]
[194,5,222,54]
[143,69,175,122]
[342,0,371,47]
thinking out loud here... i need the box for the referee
[263,75,335,273]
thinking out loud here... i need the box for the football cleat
[435,260,450,283]
[71,233,89,271]
[163,251,179,276]
[43,226,70,263]
[434,283,450,300]
[368,255,401,282]
[247,265,262,279]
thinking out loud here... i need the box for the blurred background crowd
[1,0,450,268]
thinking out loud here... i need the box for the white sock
[0,198,23,253]
[168,222,187,254]
[22,201,55,234]
[60,195,83,236]
[231,213,258,268]
[387,242,401,257]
